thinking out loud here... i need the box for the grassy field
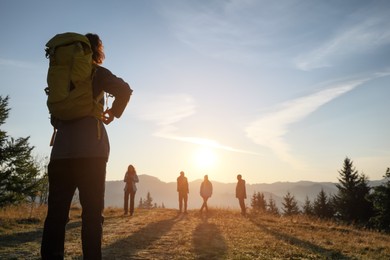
[1,205,390,259]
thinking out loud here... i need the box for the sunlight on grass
[0,206,389,259]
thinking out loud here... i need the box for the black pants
[178,192,188,212]
[41,158,106,260]
[238,198,246,215]
[124,190,136,215]
[200,196,210,212]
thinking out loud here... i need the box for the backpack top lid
[46,32,91,50]
[44,32,102,122]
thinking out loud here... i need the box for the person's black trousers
[124,190,136,215]
[41,158,106,260]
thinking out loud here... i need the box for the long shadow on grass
[192,215,227,260]
[102,215,178,257]
[250,218,351,259]
[0,220,81,248]
[0,228,43,248]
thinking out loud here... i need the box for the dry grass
[1,205,389,259]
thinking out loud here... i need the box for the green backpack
[44,32,103,121]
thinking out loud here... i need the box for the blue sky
[1,0,389,184]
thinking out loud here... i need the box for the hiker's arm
[94,66,133,119]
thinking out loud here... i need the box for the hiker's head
[237,174,242,181]
[85,33,105,65]
[204,175,208,180]
[127,164,135,174]
[180,171,185,177]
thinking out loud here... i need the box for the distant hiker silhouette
[200,175,213,213]
[236,174,247,216]
[41,32,132,260]
[124,164,139,216]
[177,171,189,213]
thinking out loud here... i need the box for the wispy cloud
[159,1,283,64]
[245,77,373,168]
[159,135,261,155]
[295,15,390,71]
[132,93,196,132]
[161,1,390,68]
[133,92,260,155]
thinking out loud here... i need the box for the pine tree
[369,168,390,231]
[250,192,257,210]
[333,157,373,224]
[267,195,280,216]
[251,191,266,212]
[144,191,153,209]
[302,195,313,216]
[36,157,49,205]
[313,189,334,219]
[0,96,42,207]
[282,191,300,216]
[138,198,143,209]
[257,192,266,212]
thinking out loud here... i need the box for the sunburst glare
[193,146,217,170]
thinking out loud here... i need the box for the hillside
[1,206,389,259]
[105,175,345,210]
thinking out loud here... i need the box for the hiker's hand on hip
[103,109,114,125]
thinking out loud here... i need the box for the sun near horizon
[192,146,218,172]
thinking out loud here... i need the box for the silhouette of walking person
[177,171,189,213]
[236,174,247,216]
[200,175,213,213]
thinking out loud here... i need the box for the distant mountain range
[105,175,384,211]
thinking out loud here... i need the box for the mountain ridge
[105,174,384,210]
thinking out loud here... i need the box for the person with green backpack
[41,32,132,260]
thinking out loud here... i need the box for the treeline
[0,96,49,210]
[251,158,390,232]
[137,191,165,209]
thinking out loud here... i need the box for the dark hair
[85,33,105,64]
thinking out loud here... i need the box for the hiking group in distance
[123,166,248,216]
[175,170,247,216]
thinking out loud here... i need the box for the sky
[1,0,390,184]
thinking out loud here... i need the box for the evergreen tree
[251,191,266,212]
[282,191,300,216]
[369,168,390,231]
[37,158,49,205]
[0,96,42,207]
[138,198,143,209]
[313,189,334,219]
[267,195,280,216]
[333,157,373,224]
[302,195,314,216]
[356,174,374,222]
[250,192,257,209]
[144,191,153,209]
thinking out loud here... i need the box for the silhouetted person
[124,164,139,216]
[200,175,213,213]
[236,174,247,216]
[41,33,132,260]
[177,171,189,213]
